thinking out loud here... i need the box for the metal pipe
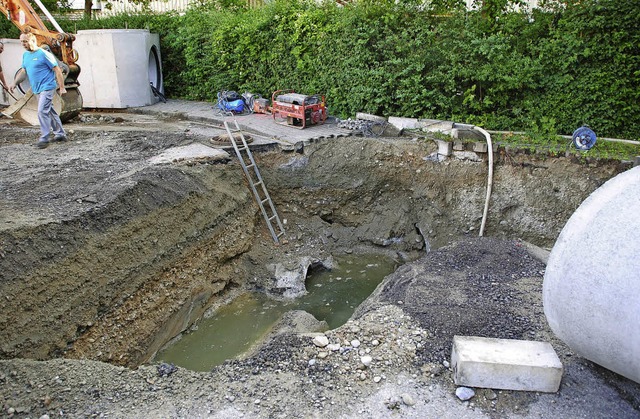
[32,0,65,34]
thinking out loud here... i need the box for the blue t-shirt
[21,48,58,94]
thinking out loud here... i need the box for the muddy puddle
[154,254,398,371]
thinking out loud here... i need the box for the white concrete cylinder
[75,29,162,108]
[543,166,640,383]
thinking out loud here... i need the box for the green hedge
[2,0,637,139]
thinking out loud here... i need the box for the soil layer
[0,112,638,418]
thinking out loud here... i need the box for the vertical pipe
[475,126,493,237]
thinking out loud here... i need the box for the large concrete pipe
[75,29,163,109]
[543,166,640,383]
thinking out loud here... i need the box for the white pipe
[451,123,494,236]
[476,126,493,237]
[32,0,65,34]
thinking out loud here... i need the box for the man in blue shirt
[9,32,67,149]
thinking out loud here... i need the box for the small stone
[374,376,382,383]
[361,355,373,367]
[456,387,475,401]
[318,351,329,359]
[327,343,341,351]
[486,390,497,400]
[401,394,416,406]
[313,335,329,347]
[351,339,361,348]
[371,339,380,346]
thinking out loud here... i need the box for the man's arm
[53,66,66,95]
[8,68,26,93]
[0,62,8,91]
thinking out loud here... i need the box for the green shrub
[1,0,637,139]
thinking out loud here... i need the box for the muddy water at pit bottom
[154,254,398,371]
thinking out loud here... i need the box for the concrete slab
[451,335,563,393]
[473,142,488,153]
[149,143,230,165]
[388,116,419,130]
[435,139,452,156]
[355,112,387,122]
[417,119,454,132]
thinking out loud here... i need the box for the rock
[351,339,361,348]
[312,335,329,348]
[455,387,475,401]
[327,343,341,351]
[361,355,373,367]
[401,394,416,406]
[272,310,329,336]
[270,257,315,299]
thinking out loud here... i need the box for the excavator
[0,0,82,122]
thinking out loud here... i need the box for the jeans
[37,89,65,142]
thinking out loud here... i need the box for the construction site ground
[0,99,639,418]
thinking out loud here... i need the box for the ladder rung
[226,119,285,244]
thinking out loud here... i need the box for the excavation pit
[1,109,638,417]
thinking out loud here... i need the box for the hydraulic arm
[0,0,82,120]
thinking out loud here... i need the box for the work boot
[53,135,67,142]
[36,140,49,149]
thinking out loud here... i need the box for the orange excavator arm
[0,0,82,122]
[0,0,80,84]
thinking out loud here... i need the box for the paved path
[129,99,353,148]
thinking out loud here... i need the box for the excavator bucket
[1,87,82,125]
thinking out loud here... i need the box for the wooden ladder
[223,120,285,244]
